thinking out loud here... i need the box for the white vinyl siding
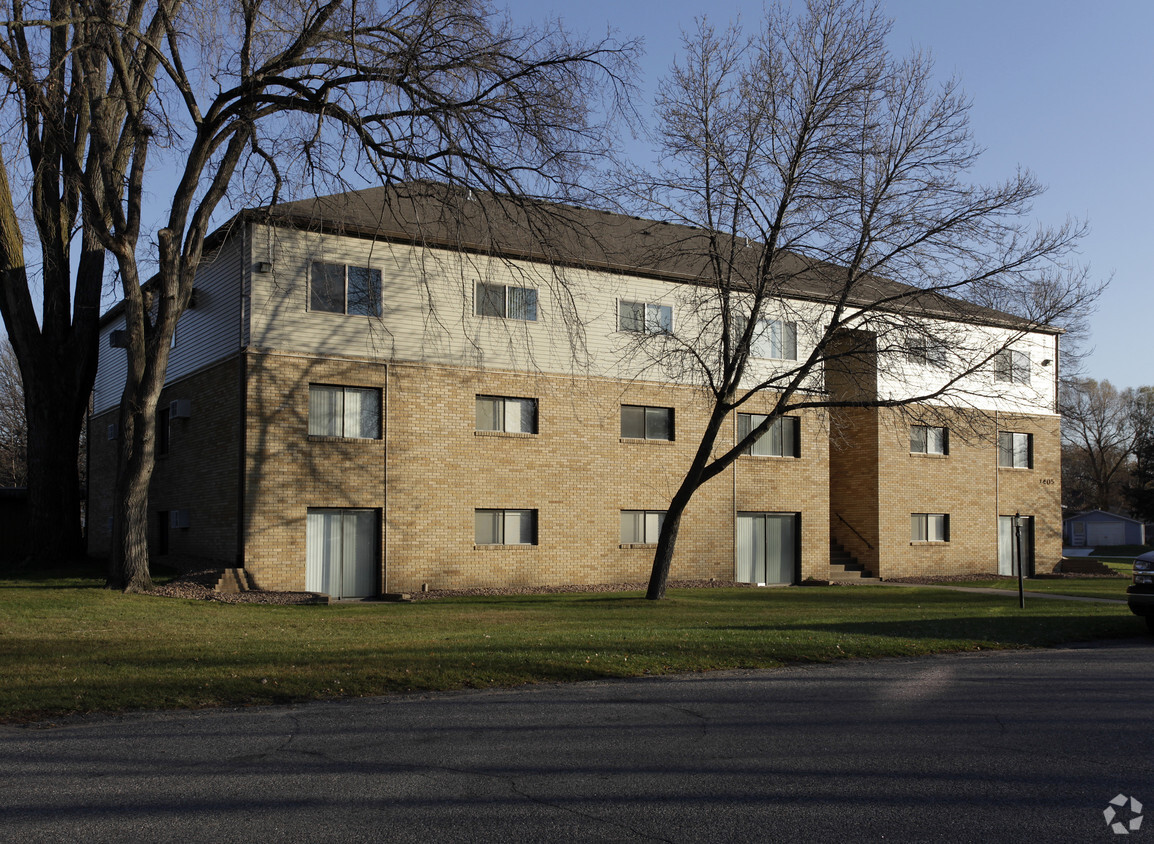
[620,510,665,544]
[308,386,382,439]
[476,396,537,433]
[474,509,537,545]
[738,414,800,457]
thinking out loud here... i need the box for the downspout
[382,362,389,595]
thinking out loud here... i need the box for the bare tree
[0,338,26,487]
[0,0,636,590]
[614,0,1101,599]
[1060,379,1136,513]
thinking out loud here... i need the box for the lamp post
[1014,511,1025,609]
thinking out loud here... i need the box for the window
[621,405,674,440]
[619,300,673,334]
[621,510,665,544]
[475,281,537,320]
[905,335,945,367]
[738,316,797,360]
[476,395,537,434]
[738,413,800,457]
[910,425,948,455]
[308,385,382,439]
[995,349,1030,384]
[911,513,949,542]
[310,262,382,316]
[157,406,171,456]
[998,431,1033,468]
[474,509,537,545]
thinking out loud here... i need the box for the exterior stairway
[829,540,880,583]
[214,568,253,593]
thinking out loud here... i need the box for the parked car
[1126,550,1154,633]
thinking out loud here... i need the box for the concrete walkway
[885,580,1127,604]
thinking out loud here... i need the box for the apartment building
[87,185,1062,596]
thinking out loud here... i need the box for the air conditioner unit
[106,423,118,440]
[169,509,190,529]
[170,399,192,419]
[109,329,129,348]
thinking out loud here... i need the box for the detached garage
[1063,510,1146,548]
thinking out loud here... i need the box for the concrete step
[214,568,251,593]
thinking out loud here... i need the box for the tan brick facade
[830,407,1062,578]
[238,351,831,592]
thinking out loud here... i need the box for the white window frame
[308,385,382,439]
[738,413,800,458]
[995,349,1031,384]
[910,425,948,455]
[621,405,674,441]
[911,513,949,543]
[474,509,538,545]
[309,262,382,316]
[904,334,946,367]
[475,281,538,321]
[619,300,673,334]
[620,510,666,545]
[475,395,538,434]
[998,431,1033,469]
[738,316,798,361]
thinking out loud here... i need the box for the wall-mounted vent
[170,399,192,419]
[106,423,118,440]
[109,329,129,348]
[169,509,190,529]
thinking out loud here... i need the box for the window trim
[620,510,666,546]
[307,384,383,440]
[474,508,538,546]
[998,431,1033,469]
[911,513,950,543]
[618,299,674,334]
[475,395,538,435]
[474,281,538,321]
[308,261,383,317]
[620,405,675,441]
[995,349,1031,385]
[910,425,948,456]
[738,315,798,361]
[738,413,801,458]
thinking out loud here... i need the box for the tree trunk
[23,380,85,564]
[645,486,694,600]
[107,399,159,592]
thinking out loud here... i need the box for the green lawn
[0,570,1144,723]
[946,576,1131,600]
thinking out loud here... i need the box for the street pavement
[2,640,1153,842]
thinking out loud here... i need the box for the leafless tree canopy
[613,0,1103,598]
[0,339,26,487]
[0,0,637,588]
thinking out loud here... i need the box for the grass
[0,568,1145,723]
[945,575,1131,600]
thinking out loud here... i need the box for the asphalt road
[3,641,1152,842]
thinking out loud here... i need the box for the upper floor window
[619,300,673,334]
[621,510,666,544]
[475,508,537,545]
[476,281,537,321]
[738,413,800,457]
[310,262,382,316]
[905,335,946,367]
[910,425,948,455]
[998,431,1033,468]
[995,349,1030,385]
[911,513,949,542]
[309,385,382,439]
[476,395,538,434]
[738,316,797,360]
[621,405,674,441]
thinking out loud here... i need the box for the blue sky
[505,0,1153,390]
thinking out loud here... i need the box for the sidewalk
[885,581,1127,605]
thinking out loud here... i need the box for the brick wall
[87,356,243,563]
[242,352,832,592]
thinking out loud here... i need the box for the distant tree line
[1062,378,1154,523]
